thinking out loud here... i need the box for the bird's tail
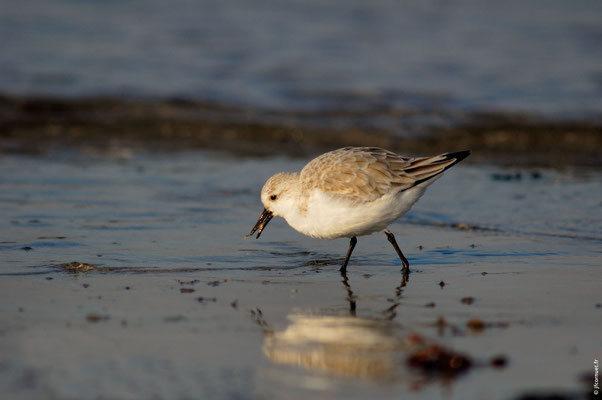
[407,150,471,186]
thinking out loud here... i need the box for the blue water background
[1,0,601,115]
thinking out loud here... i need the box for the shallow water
[1,149,600,274]
[0,148,601,399]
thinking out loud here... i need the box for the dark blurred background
[1,0,601,163]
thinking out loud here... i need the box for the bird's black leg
[339,236,357,274]
[384,230,410,274]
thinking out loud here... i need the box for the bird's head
[246,172,299,239]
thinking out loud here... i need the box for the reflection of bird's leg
[339,236,357,273]
[382,270,409,321]
[384,230,410,274]
[250,307,273,335]
[340,272,357,316]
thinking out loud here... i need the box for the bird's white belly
[284,186,428,239]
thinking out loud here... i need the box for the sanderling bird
[246,147,470,274]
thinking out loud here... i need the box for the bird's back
[300,147,469,203]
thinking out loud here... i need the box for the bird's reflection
[381,270,409,321]
[258,269,473,385]
[262,314,409,381]
[340,273,357,316]
[340,269,408,318]
[262,271,415,381]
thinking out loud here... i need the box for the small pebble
[461,297,475,305]
[178,280,199,286]
[466,318,485,332]
[197,297,217,303]
[490,355,508,368]
[86,313,109,323]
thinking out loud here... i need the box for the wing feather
[300,147,469,202]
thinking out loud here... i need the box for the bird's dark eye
[270,195,277,201]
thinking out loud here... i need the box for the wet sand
[3,1,601,396]
[1,94,601,166]
[0,148,600,399]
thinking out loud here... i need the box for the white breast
[282,182,432,239]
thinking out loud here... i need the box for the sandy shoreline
[1,250,599,399]
[2,1,601,397]
[1,149,600,399]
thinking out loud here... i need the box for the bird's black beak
[245,209,273,239]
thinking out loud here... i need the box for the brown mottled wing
[300,147,467,202]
